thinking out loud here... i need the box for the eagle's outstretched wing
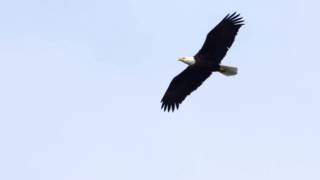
[161,66,212,112]
[195,12,244,64]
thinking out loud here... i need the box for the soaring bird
[161,12,244,112]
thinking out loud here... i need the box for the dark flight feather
[195,12,244,65]
[161,66,212,112]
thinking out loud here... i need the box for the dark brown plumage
[161,12,244,112]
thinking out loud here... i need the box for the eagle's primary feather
[161,66,212,112]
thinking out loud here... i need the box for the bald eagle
[161,12,244,112]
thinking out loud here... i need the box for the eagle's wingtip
[161,102,180,112]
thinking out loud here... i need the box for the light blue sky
[0,0,319,179]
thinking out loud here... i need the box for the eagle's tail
[219,65,238,76]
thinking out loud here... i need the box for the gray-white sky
[0,0,319,179]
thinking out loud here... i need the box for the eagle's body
[161,12,244,112]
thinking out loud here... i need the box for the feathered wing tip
[161,100,180,112]
[223,12,245,26]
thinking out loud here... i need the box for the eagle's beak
[177,57,183,62]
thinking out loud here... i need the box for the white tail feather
[219,65,238,76]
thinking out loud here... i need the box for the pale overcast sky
[0,0,320,180]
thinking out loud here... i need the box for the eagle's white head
[178,57,196,65]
